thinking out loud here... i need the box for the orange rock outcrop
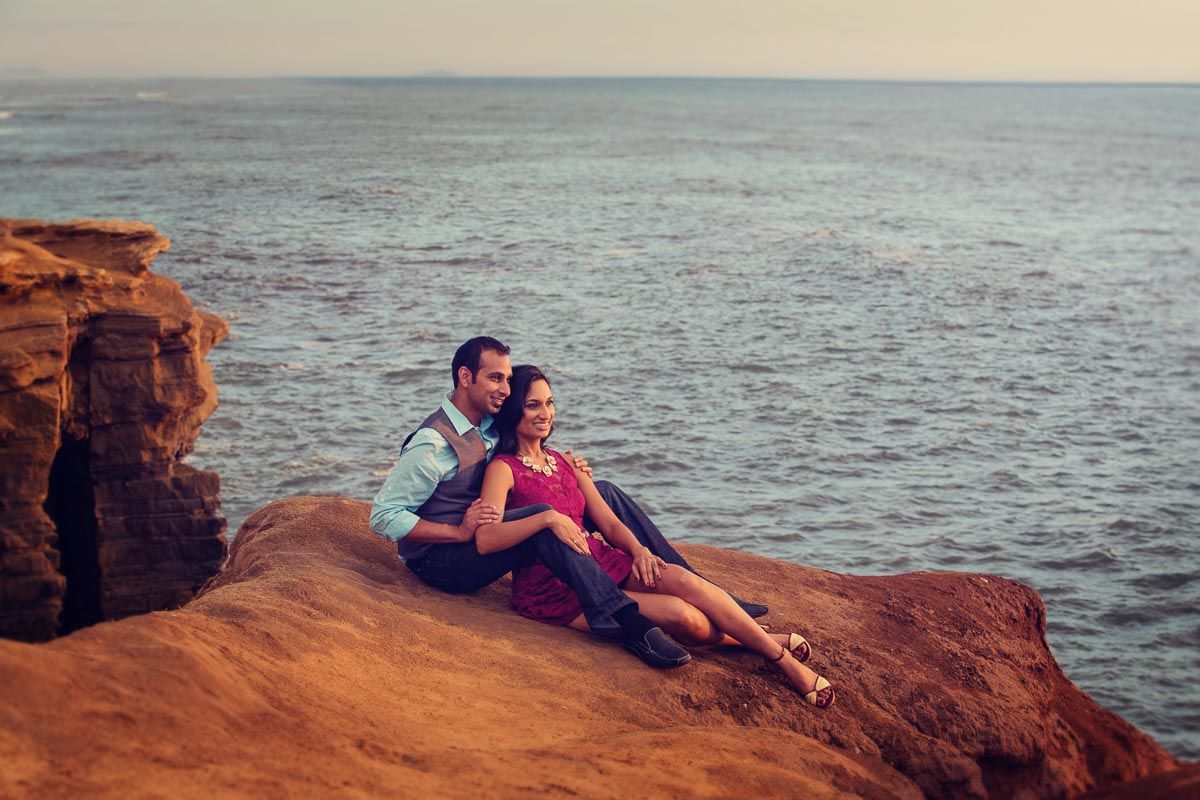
[0,496,1183,798]
[0,219,228,640]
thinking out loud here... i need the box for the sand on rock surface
[0,496,1182,799]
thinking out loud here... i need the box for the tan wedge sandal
[766,646,836,709]
[786,633,812,663]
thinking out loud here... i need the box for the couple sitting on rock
[370,337,835,709]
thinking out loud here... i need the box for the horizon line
[3,71,1199,88]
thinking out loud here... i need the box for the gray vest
[396,407,489,560]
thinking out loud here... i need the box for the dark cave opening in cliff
[43,435,103,635]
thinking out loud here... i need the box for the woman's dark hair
[494,364,554,454]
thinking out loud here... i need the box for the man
[370,336,764,667]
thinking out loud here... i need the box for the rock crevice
[0,218,227,640]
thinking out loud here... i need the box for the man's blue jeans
[404,480,764,633]
[404,502,631,635]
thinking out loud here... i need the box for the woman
[475,365,835,709]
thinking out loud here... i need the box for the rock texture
[0,219,228,641]
[0,496,1182,799]
[1076,763,1200,800]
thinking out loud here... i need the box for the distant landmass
[412,70,459,78]
[1,66,52,78]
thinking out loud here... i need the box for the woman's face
[516,378,555,445]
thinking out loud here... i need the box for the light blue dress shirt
[369,396,499,542]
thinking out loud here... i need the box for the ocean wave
[795,493,848,508]
[1035,547,1121,571]
[863,449,909,463]
[1128,571,1198,592]
[378,366,428,380]
[391,256,501,268]
[1095,606,1168,626]
[283,454,348,471]
[1151,624,1200,649]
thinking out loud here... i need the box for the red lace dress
[496,450,634,625]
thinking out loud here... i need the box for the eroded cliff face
[0,219,228,641]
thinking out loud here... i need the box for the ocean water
[1,77,1197,760]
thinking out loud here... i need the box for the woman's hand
[544,511,592,556]
[458,498,501,541]
[630,547,665,587]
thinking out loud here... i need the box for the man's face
[463,349,512,417]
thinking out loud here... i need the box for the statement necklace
[517,450,557,477]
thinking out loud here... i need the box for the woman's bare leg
[640,604,801,652]
[569,608,792,649]
[714,631,803,651]
[627,566,833,704]
[567,593,723,645]
[623,592,724,646]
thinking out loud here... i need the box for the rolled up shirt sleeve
[369,431,455,542]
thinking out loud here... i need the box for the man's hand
[565,449,593,477]
[458,498,501,541]
[544,510,592,556]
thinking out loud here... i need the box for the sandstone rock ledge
[0,219,228,641]
[0,497,1184,799]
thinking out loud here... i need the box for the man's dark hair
[494,364,554,455]
[451,336,510,388]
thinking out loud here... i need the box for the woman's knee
[659,564,709,597]
[660,598,717,644]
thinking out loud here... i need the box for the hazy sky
[2,0,1197,82]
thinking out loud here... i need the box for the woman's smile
[518,379,555,443]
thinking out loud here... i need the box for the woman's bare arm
[474,460,590,555]
[571,463,663,585]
